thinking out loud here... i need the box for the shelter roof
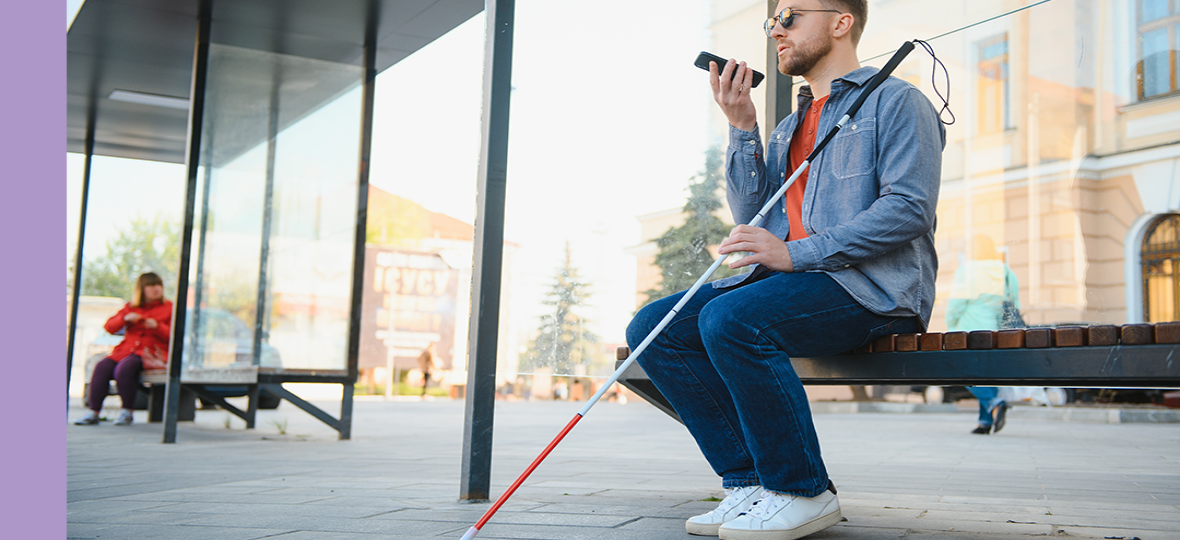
[67,0,482,163]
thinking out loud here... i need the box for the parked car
[82,307,282,410]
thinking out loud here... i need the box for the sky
[67,0,715,353]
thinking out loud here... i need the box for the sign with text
[359,248,458,370]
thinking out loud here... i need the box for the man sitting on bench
[626,1,945,538]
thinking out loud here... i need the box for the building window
[976,34,1009,135]
[1137,0,1180,99]
[1142,213,1180,322]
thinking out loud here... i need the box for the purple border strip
[1,2,66,537]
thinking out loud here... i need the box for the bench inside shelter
[616,322,1180,422]
[137,366,354,435]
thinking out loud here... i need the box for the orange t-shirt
[785,95,828,242]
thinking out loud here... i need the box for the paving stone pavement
[68,397,1180,539]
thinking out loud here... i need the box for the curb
[809,401,1180,423]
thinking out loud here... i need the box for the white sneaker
[686,485,764,536]
[718,488,841,540]
[113,409,134,426]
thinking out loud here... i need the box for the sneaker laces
[711,486,759,516]
[743,491,794,519]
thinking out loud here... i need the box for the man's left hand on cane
[718,224,794,273]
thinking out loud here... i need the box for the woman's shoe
[992,402,1009,434]
[971,424,991,434]
[74,411,100,425]
[113,410,134,426]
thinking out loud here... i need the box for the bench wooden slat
[895,333,919,352]
[967,330,994,349]
[996,329,1025,349]
[1121,324,1154,345]
[943,332,968,350]
[1054,327,1085,347]
[1025,328,1052,348]
[1159,322,1180,344]
[1086,325,1117,346]
[872,334,895,352]
[918,333,943,351]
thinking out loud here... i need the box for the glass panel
[188,43,363,373]
[1143,215,1180,322]
[1141,0,1169,23]
[66,154,186,397]
[360,16,484,396]
[1142,27,1170,98]
[497,0,715,400]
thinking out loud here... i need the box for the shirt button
[844,264,851,268]
[751,172,756,177]
[748,139,756,145]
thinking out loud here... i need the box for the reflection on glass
[1143,214,1180,322]
[187,44,363,373]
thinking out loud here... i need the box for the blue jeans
[968,387,1003,426]
[627,272,920,497]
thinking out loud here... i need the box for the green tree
[521,244,602,376]
[643,146,739,303]
[81,214,180,299]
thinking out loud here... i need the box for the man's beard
[778,34,833,77]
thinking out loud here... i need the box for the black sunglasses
[764,8,841,37]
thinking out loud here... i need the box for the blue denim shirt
[713,66,946,329]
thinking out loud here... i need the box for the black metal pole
[460,0,514,502]
[66,113,96,403]
[764,0,793,129]
[164,0,212,444]
[247,64,282,430]
[189,136,213,400]
[340,0,380,442]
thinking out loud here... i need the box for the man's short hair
[822,0,868,45]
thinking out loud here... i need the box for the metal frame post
[460,0,514,502]
[66,111,96,401]
[164,0,212,444]
[339,0,381,441]
[765,0,793,129]
[247,66,283,430]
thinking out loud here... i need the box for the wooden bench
[616,323,1180,422]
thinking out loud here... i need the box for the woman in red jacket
[74,272,173,426]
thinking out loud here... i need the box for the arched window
[1143,214,1180,322]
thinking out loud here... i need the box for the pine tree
[521,243,602,376]
[643,146,739,303]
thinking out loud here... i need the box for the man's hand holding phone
[705,56,758,132]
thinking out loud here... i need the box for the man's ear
[831,12,854,39]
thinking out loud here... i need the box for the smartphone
[694,51,764,89]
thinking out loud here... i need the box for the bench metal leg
[245,384,259,429]
[185,385,250,422]
[149,386,165,423]
[260,383,349,438]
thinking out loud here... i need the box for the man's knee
[627,300,668,348]
[698,300,747,348]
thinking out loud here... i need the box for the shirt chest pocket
[824,117,876,180]
[767,132,790,173]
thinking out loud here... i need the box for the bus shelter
[65,0,487,444]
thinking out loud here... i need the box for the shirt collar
[795,66,879,108]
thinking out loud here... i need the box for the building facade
[632,0,1180,331]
